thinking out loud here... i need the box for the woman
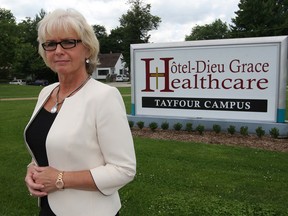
[24,8,136,216]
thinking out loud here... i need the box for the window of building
[98,69,109,76]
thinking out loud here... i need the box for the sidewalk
[107,82,131,87]
[0,97,37,101]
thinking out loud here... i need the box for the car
[116,74,129,82]
[123,75,129,82]
[9,79,26,85]
[30,79,49,86]
[116,75,124,82]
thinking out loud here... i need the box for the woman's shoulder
[88,79,117,93]
[86,79,121,99]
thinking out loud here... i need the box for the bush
[185,122,193,132]
[195,124,205,135]
[212,124,221,134]
[161,121,169,130]
[240,126,248,136]
[136,121,144,130]
[227,125,236,135]
[173,122,183,131]
[149,122,158,132]
[255,126,265,138]
[269,127,279,138]
[128,121,134,128]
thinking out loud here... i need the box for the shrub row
[128,121,281,138]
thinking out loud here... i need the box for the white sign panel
[131,37,287,122]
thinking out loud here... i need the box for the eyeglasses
[41,39,82,51]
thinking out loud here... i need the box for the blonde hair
[37,8,99,74]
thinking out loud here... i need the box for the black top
[25,107,57,216]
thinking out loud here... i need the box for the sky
[1,0,240,43]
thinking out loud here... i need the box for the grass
[0,85,131,98]
[0,100,39,215]
[0,84,288,215]
[117,86,131,95]
[120,138,288,216]
[0,84,43,98]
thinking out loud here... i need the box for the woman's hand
[32,166,60,194]
[25,164,47,197]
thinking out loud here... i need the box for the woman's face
[44,29,89,76]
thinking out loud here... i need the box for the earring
[85,59,90,64]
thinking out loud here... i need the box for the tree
[106,27,126,53]
[14,9,50,81]
[185,19,230,41]
[0,8,18,79]
[93,24,108,39]
[230,0,288,38]
[92,24,118,54]
[117,0,161,70]
[93,24,107,53]
[120,0,161,43]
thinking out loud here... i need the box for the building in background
[92,53,127,80]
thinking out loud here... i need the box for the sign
[130,36,287,122]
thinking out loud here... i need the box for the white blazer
[24,79,136,216]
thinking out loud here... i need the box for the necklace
[50,76,91,113]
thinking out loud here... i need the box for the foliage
[213,124,221,134]
[92,24,108,39]
[136,121,144,129]
[3,0,288,82]
[269,127,280,139]
[255,126,266,138]
[92,24,120,54]
[149,122,158,132]
[0,8,17,79]
[120,0,161,43]
[185,19,230,41]
[230,0,288,38]
[117,0,161,69]
[161,121,169,130]
[240,126,249,136]
[186,0,288,41]
[0,8,54,81]
[104,27,127,54]
[185,122,193,132]
[173,122,183,131]
[227,125,236,135]
[195,124,205,135]
[128,120,134,128]
[0,3,160,81]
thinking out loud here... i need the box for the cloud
[147,0,239,42]
[0,0,239,42]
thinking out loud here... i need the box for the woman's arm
[32,166,99,194]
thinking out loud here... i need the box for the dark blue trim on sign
[131,104,135,115]
[277,109,286,123]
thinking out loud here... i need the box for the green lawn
[0,84,43,98]
[121,138,288,216]
[0,84,288,215]
[117,86,131,95]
